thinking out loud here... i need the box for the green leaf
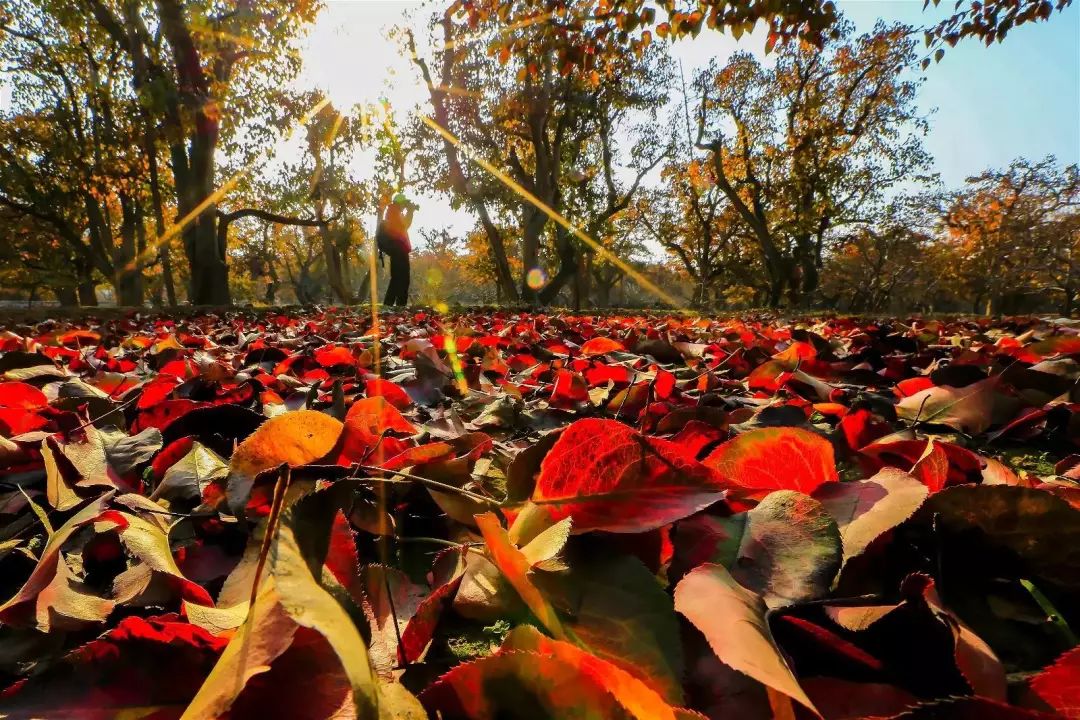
[675,490,842,608]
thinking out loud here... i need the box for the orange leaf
[703,427,837,494]
[528,418,726,533]
[226,410,343,510]
[580,336,626,356]
[474,512,566,639]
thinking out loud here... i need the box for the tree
[463,0,1071,77]
[820,195,939,312]
[406,2,671,306]
[635,159,763,306]
[943,156,1080,315]
[0,0,154,305]
[85,0,321,305]
[693,20,932,307]
[1040,210,1080,315]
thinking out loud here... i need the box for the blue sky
[297,0,1080,238]
[842,0,1079,187]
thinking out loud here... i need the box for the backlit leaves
[526,418,726,533]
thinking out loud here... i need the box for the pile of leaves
[0,307,1077,719]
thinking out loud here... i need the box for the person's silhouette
[376,193,415,306]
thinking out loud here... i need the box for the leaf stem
[354,464,501,507]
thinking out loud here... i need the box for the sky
[294,0,1080,244]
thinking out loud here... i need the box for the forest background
[0,0,1077,314]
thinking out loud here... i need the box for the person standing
[376,193,416,306]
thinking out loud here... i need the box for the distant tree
[636,159,762,306]
[83,0,321,305]
[0,2,154,305]
[820,196,939,312]
[1040,210,1080,315]
[693,20,932,307]
[405,3,671,305]
[943,156,1080,315]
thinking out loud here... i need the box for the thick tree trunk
[78,282,98,306]
[114,194,145,306]
[55,286,79,307]
[185,177,228,305]
[160,247,177,305]
[520,209,547,303]
[537,228,577,305]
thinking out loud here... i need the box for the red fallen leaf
[133,399,210,433]
[0,408,48,436]
[585,363,631,386]
[150,435,196,480]
[338,396,417,463]
[0,614,227,718]
[896,376,936,398]
[314,344,355,368]
[910,438,950,492]
[226,626,366,720]
[344,396,416,439]
[550,368,589,406]
[421,626,685,720]
[669,420,727,459]
[860,438,983,488]
[773,615,885,674]
[839,408,892,451]
[883,696,1055,719]
[895,378,999,435]
[0,382,47,410]
[325,512,362,603]
[1028,646,1080,718]
[526,418,727,533]
[703,427,838,494]
[607,382,651,420]
[580,336,626,356]
[654,368,677,399]
[365,378,412,409]
[399,570,465,664]
[381,442,455,472]
[57,329,100,347]
[800,677,918,720]
[158,358,197,379]
[137,375,180,409]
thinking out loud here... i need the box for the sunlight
[298,1,427,117]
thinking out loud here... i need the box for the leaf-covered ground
[0,307,1077,719]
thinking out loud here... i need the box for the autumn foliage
[0,307,1078,718]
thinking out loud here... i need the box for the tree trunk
[55,286,78,307]
[143,114,176,306]
[319,223,353,304]
[538,227,578,305]
[78,281,98,306]
[184,183,228,305]
[115,194,145,306]
[520,209,547,303]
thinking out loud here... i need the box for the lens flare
[526,267,548,290]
